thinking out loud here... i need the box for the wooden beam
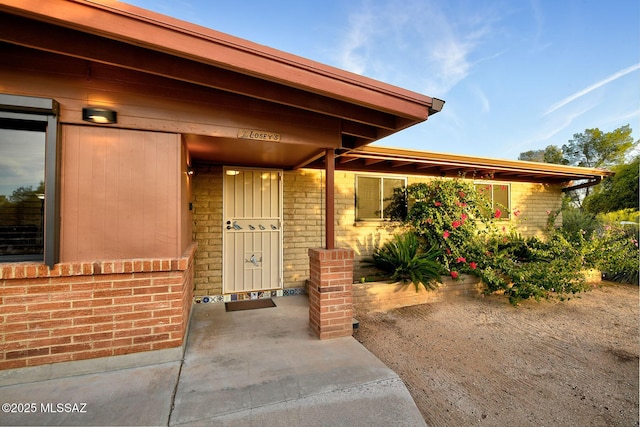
[292,150,327,170]
[325,149,335,250]
[338,156,360,164]
[391,160,413,168]
[364,158,385,166]
[341,120,378,139]
[415,163,438,170]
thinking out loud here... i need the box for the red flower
[450,271,459,279]
[513,209,521,217]
[461,213,468,221]
[494,208,502,219]
[456,257,466,263]
[443,230,450,239]
[458,191,466,199]
[469,262,477,269]
[445,248,451,255]
[452,220,461,228]
[434,201,442,206]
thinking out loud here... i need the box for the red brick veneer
[308,248,354,339]
[0,245,195,370]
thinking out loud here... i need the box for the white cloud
[543,64,640,116]
[469,85,490,113]
[336,0,503,96]
[337,5,375,75]
[503,104,596,157]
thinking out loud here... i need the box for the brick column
[308,248,354,339]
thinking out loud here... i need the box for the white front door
[223,167,283,294]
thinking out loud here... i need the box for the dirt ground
[354,282,639,427]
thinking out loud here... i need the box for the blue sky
[126,0,639,161]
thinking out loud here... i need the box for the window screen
[356,176,406,220]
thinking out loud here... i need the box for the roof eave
[358,146,615,178]
[0,0,436,122]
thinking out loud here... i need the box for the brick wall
[192,166,223,296]
[0,245,195,370]
[283,170,324,288]
[308,248,354,339]
[353,270,600,315]
[191,168,564,293]
[509,182,564,237]
[353,275,485,315]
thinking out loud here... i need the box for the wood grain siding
[61,126,182,261]
[180,142,193,254]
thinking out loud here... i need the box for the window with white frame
[474,182,510,219]
[355,175,406,221]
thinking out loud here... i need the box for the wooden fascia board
[341,151,612,182]
[0,12,406,133]
[0,0,432,122]
[356,147,614,179]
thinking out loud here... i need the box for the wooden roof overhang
[306,146,614,187]
[0,0,444,169]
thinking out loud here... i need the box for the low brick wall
[0,245,196,371]
[353,274,485,315]
[354,269,602,314]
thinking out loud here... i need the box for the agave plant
[364,232,443,291]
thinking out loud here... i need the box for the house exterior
[193,156,611,298]
[0,0,611,373]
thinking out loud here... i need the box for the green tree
[562,125,636,169]
[561,125,637,203]
[518,145,566,164]
[583,156,639,214]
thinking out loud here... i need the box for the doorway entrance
[222,167,283,294]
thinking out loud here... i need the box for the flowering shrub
[388,178,602,305]
[395,179,493,278]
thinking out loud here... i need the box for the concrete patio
[0,295,426,426]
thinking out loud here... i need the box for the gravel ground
[354,282,639,426]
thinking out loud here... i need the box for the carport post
[307,149,354,339]
[325,148,335,250]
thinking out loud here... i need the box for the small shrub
[363,232,443,291]
[587,223,639,285]
[597,208,639,224]
[469,231,588,304]
[561,209,599,241]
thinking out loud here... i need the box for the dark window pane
[0,128,45,258]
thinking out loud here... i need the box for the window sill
[354,220,403,227]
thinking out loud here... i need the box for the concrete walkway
[0,295,426,426]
